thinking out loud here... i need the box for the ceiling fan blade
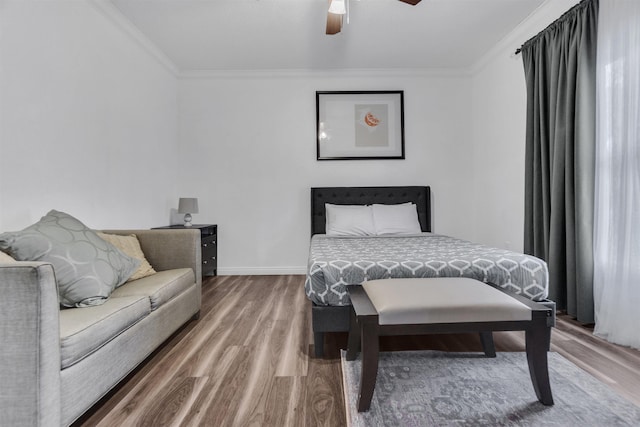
[399,0,422,5]
[326,11,343,35]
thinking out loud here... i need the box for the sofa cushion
[110,268,195,311]
[59,295,150,369]
[96,232,156,282]
[0,210,140,307]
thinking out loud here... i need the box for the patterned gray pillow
[0,210,140,307]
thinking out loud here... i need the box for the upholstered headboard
[311,186,431,235]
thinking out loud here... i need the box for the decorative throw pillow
[0,210,140,307]
[372,203,422,235]
[0,250,16,263]
[325,204,376,236]
[97,232,156,282]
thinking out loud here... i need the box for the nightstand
[151,224,217,277]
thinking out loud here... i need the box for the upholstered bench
[346,277,554,412]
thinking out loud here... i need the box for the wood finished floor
[75,275,640,426]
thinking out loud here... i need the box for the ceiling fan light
[328,0,346,15]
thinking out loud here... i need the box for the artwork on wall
[316,91,405,160]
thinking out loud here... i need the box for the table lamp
[178,198,199,227]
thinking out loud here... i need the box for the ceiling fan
[326,0,422,35]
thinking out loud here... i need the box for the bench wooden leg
[525,321,554,405]
[346,306,360,361]
[479,331,496,357]
[357,321,379,412]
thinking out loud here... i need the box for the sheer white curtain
[593,0,640,349]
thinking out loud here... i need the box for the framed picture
[316,91,405,160]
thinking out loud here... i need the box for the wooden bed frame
[309,186,431,357]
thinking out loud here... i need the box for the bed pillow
[97,232,156,282]
[0,210,140,307]
[325,204,376,236]
[0,250,16,263]
[372,203,422,235]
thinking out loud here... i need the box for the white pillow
[372,203,422,235]
[325,204,376,236]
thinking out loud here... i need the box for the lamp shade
[328,0,346,14]
[178,198,199,214]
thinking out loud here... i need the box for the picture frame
[316,91,405,160]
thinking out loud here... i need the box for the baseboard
[216,266,307,276]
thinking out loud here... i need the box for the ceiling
[110,0,545,72]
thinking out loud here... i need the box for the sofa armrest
[0,262,62,427]
[101,229,202,288]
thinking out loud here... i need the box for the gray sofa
[0,229,202,427]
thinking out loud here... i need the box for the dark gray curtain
[522,0,598,323]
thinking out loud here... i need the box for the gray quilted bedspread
[304,234,549,306]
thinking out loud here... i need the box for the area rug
[341,350,640,426]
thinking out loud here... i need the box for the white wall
[0,0,582,275]
[0,0,178,230]
[179,0,584,274]
[469,0,581,251]
[178,71,474,274]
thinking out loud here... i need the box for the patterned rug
[341,350,640,426]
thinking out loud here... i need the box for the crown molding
[89,0,179,76]
[179,67,472,80]
[469,0,580,75]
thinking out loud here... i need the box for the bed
[306,186,552,357]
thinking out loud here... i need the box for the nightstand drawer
[202,235,217,276]
[202,235,216,249]
[200,225,217,237]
